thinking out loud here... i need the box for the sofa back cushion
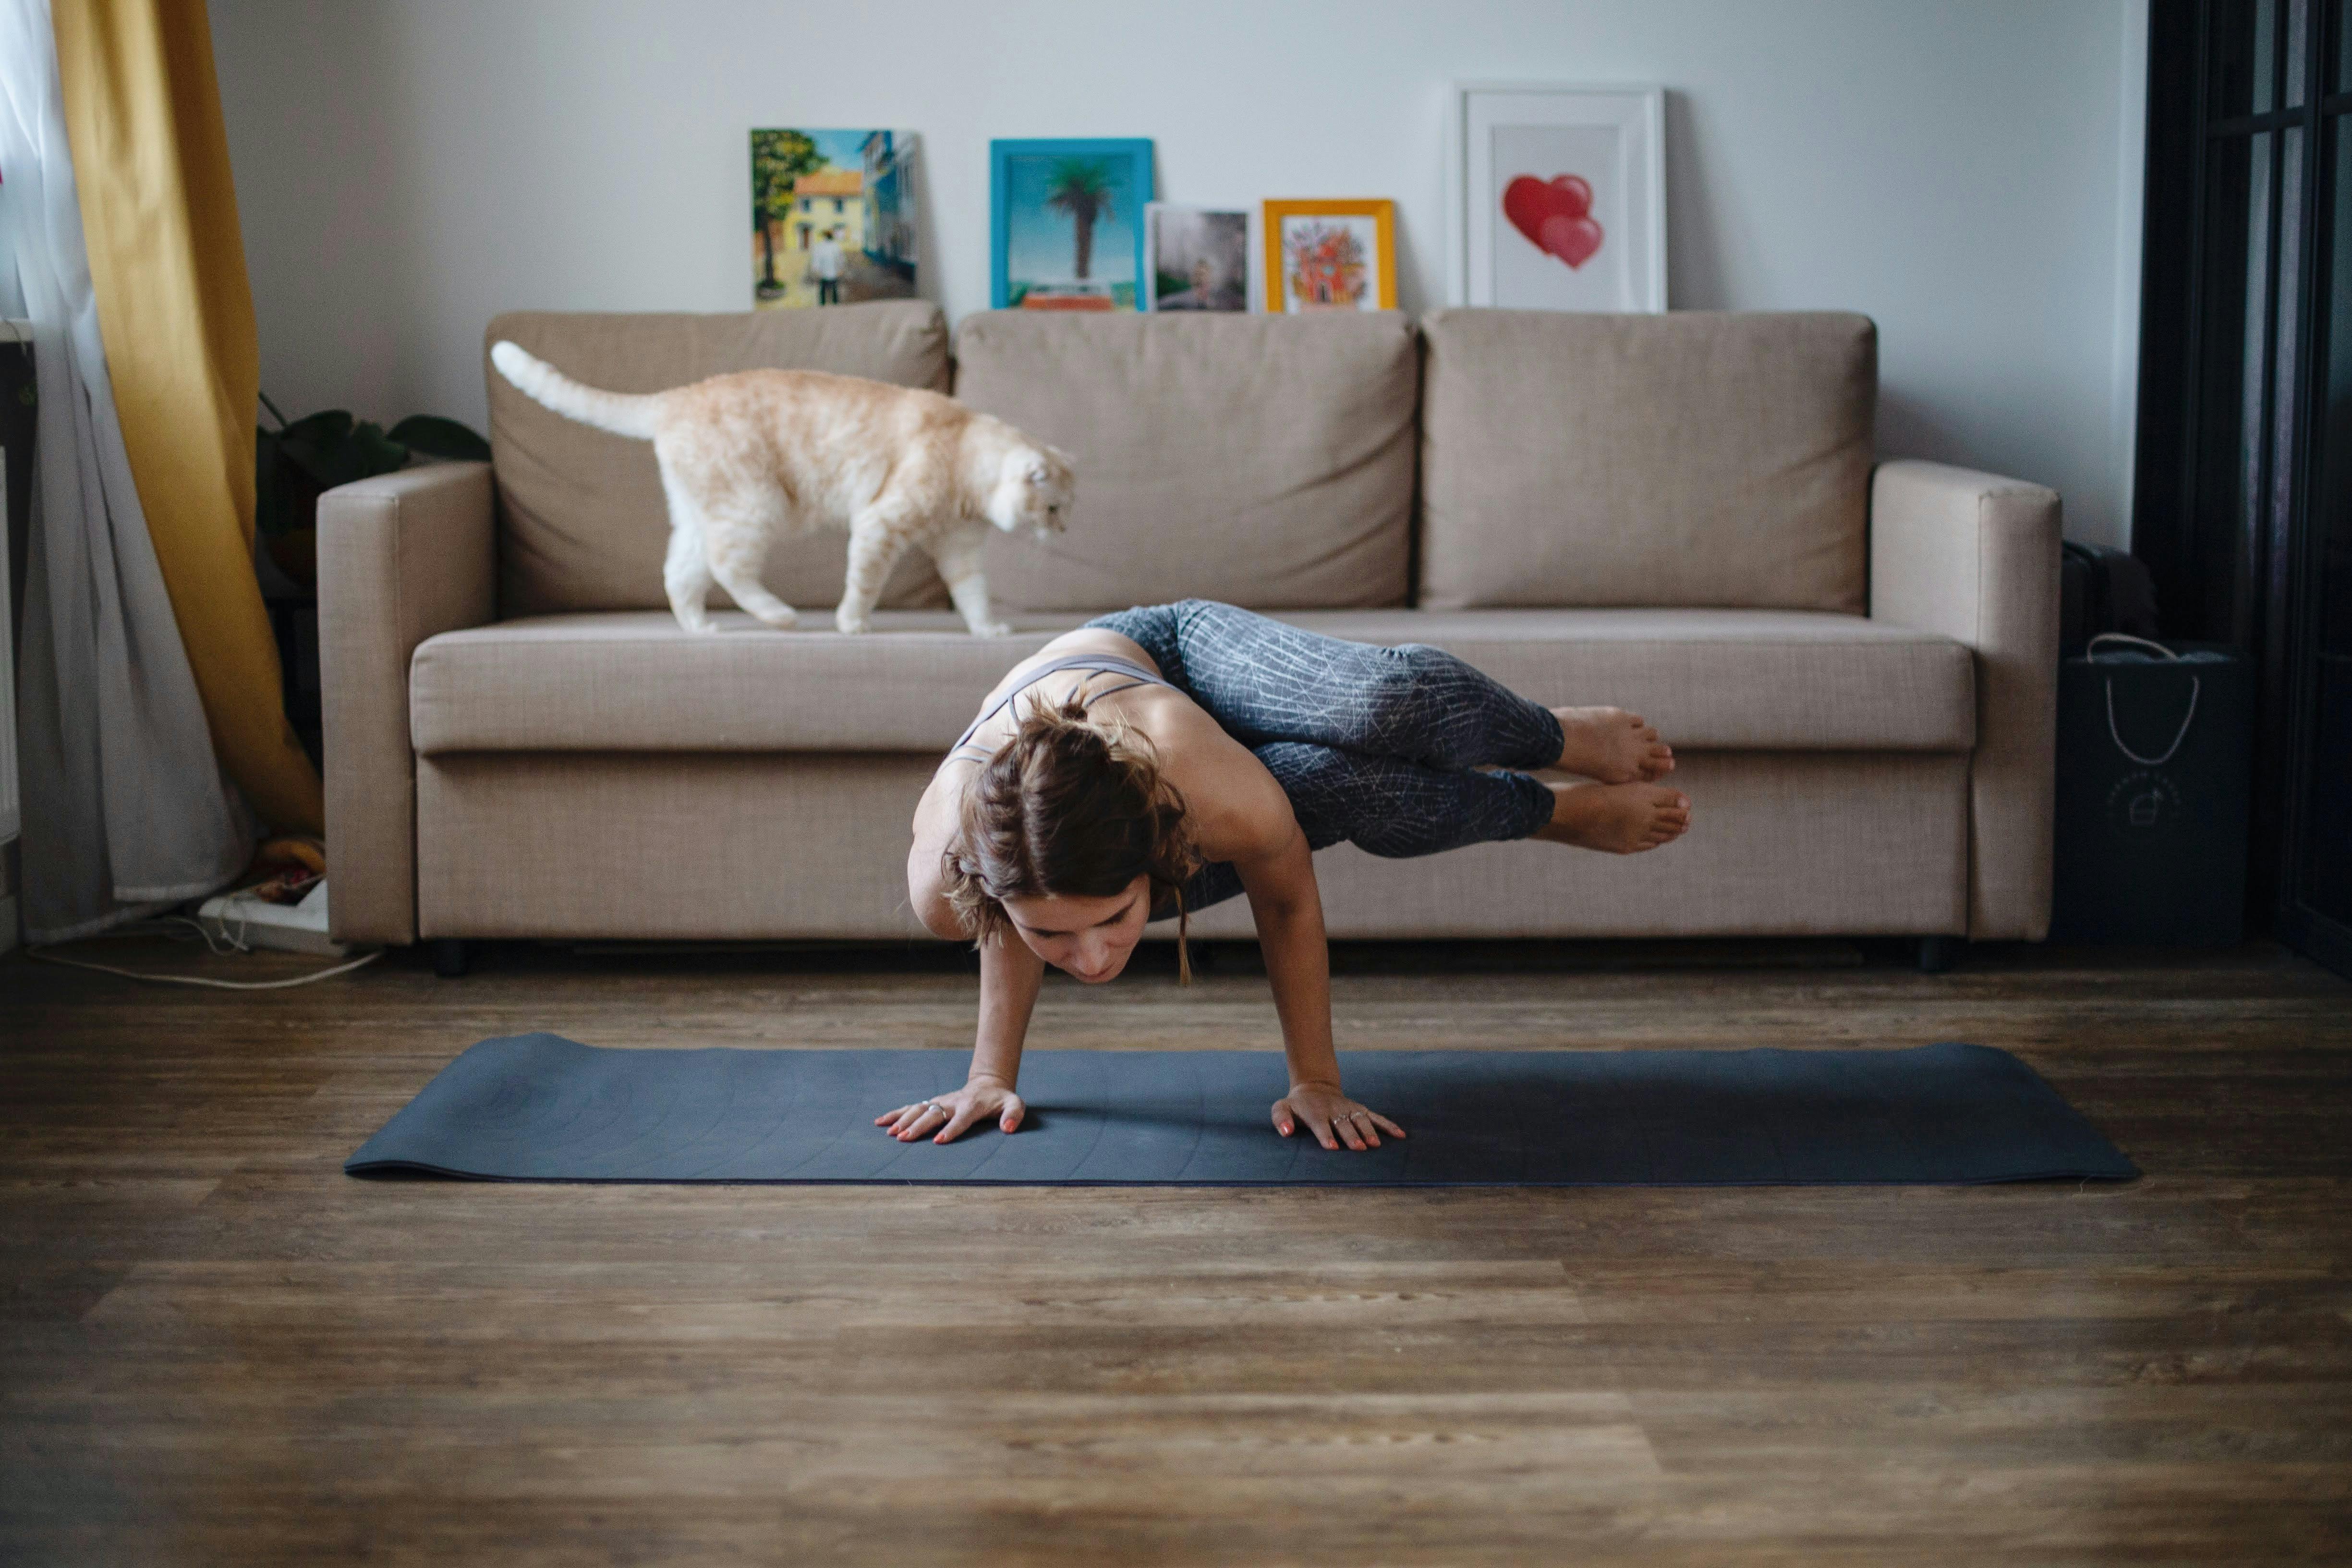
[1418,309,1876,613]
[486,302,951,617]
[950,311,1418,610]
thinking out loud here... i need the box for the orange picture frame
[1261,198,1398,313]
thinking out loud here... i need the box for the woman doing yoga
[878,600,1691,1152]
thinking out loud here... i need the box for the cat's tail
[489,341,660,439]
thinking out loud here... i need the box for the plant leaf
[275,410,356,485]
[388,414,491,462]
[278,413,408,489]
[347,420,412,478]
[278,409,354,446]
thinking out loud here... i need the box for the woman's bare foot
[1551,706,1674,783]
[1534,780,1692,853]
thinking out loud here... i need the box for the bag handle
[2085,631,2199,766]
[2087,632,2179,661]
[2106,678,2199,766]
[2094,642,2198,769]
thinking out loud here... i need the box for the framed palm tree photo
[991,139,1154,311]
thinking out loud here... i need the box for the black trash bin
[2051,635,2253,944]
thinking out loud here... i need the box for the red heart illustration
[1502,174,1604,269]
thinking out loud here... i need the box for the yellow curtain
[50,0,323,835]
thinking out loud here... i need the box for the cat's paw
[835,611,873,635]
[967,620,1013,639]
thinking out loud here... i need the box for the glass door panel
[2193,133,2275,635]
[2294,114,2352,929]
[2213,0,2284,114]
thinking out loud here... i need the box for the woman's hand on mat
[875,1076,1026,1144]
[1273,1082,1406,1152]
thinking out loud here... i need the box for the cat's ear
[1025,444,1074,486]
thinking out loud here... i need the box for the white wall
[211,0,2149,546]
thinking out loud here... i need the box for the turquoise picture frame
[990,139,1155,312]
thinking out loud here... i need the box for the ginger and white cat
[490,342,1073,636]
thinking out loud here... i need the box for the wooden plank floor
[3,936,2349,1565]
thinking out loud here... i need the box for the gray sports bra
[947,653,1174,765]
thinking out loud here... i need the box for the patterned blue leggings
[1082,601,1564,914]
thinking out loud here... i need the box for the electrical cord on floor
[25,915,385,990]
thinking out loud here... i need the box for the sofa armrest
[1869,459,2061,940]
[317,462,496,944]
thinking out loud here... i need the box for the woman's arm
[970,932,1043,1095]
[876,928,1040,1143]
[1220,792,1407,1155]
[1232,826,1337,1090]
[886,786,1041,1143]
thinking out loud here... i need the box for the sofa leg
[430,939,471,979]
[1916,936,1962,974]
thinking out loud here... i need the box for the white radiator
[1,443,17,951]
[0,443,16,845]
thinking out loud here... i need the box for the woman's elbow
[906,858,961,942]
[910,880,967,942]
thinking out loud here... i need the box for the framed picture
[1446,84,1665,313]
[1143,204,1252,312]
[991,139,1154,311]
[1261,199,1397,313]
[750,128,921,310]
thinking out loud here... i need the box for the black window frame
[2133,0,2351,971]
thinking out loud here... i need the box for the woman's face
[1002,875,1152,983]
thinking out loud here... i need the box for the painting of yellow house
[752,128,921,309]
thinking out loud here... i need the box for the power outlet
[196,879,346,957]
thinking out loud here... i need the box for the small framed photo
[1144,204,1252,312]
[1447,84,1665,313]
[991,139,1154,312]
[1261,199,1398,313]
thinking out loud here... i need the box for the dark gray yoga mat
[345,1035,2137,1186]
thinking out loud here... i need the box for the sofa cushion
[409,608,1972,756]
[949,311,1418,611]
[485,302,952,618]
[1419,309,1876,614]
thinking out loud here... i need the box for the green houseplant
[255,393,490,589]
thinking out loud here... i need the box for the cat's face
[988,444,1075,537]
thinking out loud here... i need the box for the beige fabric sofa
[318,300,2059,959]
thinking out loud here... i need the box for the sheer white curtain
[0,0,251,943]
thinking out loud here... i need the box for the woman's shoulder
[1040,625,1164,676]
[962,628,1153,711]
[1148,703,1293,863]
[906,778,966,938]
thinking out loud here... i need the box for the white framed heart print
[1446,84,1666,313]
